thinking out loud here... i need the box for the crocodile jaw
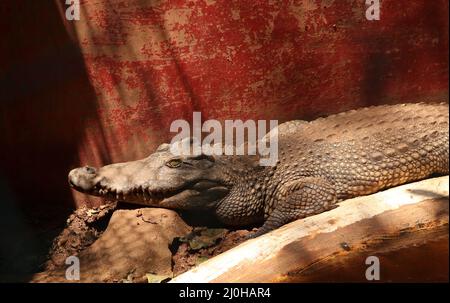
[68,162,230,209]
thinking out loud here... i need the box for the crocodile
[69,102,449,237]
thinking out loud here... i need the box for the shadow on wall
[0,1,100,278]
[360,0,449,106]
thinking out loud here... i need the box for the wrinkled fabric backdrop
[1,0,448,223]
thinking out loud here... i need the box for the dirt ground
[43,201,118,271]
[32,201,253,283]
[172,227,253,276]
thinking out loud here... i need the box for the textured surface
[32,208,191,283]
[69,103,449,236]
[67,0,449,196]
[0,0,448,215]
[1,0,448,279]
[253,102,449,234]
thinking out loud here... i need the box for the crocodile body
[69,102,449,236]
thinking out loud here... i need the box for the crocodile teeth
[143,190,150,201]
[155,192,163,199]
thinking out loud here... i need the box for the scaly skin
[69,102,449,237]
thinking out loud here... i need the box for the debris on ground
[32,204,255,283]
[171,228,254,276]
[44,201,117,271]
[33,207,192,282]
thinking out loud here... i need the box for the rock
[31,208,191,283]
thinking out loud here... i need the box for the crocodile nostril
[84,166,96,174]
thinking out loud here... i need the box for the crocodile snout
[68,166,98,192]
[83,166,97,174]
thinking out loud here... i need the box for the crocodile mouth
[69,178,188,205]
[69,177,229,209]
[68,160,230,209]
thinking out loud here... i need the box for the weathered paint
[0,0,448,213]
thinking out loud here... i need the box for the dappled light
[0,0,448,283]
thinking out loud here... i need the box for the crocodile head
[68,143,231,210]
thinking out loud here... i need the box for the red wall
[0,0,448,220]
[0,1,100,227]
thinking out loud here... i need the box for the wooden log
[171,176,449,283]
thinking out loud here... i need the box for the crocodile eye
[84,166,96,174]
[166,159,182,168]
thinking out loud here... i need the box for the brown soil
[31,203,253,283]
[172,228,253,276]
[43,201,118,271]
